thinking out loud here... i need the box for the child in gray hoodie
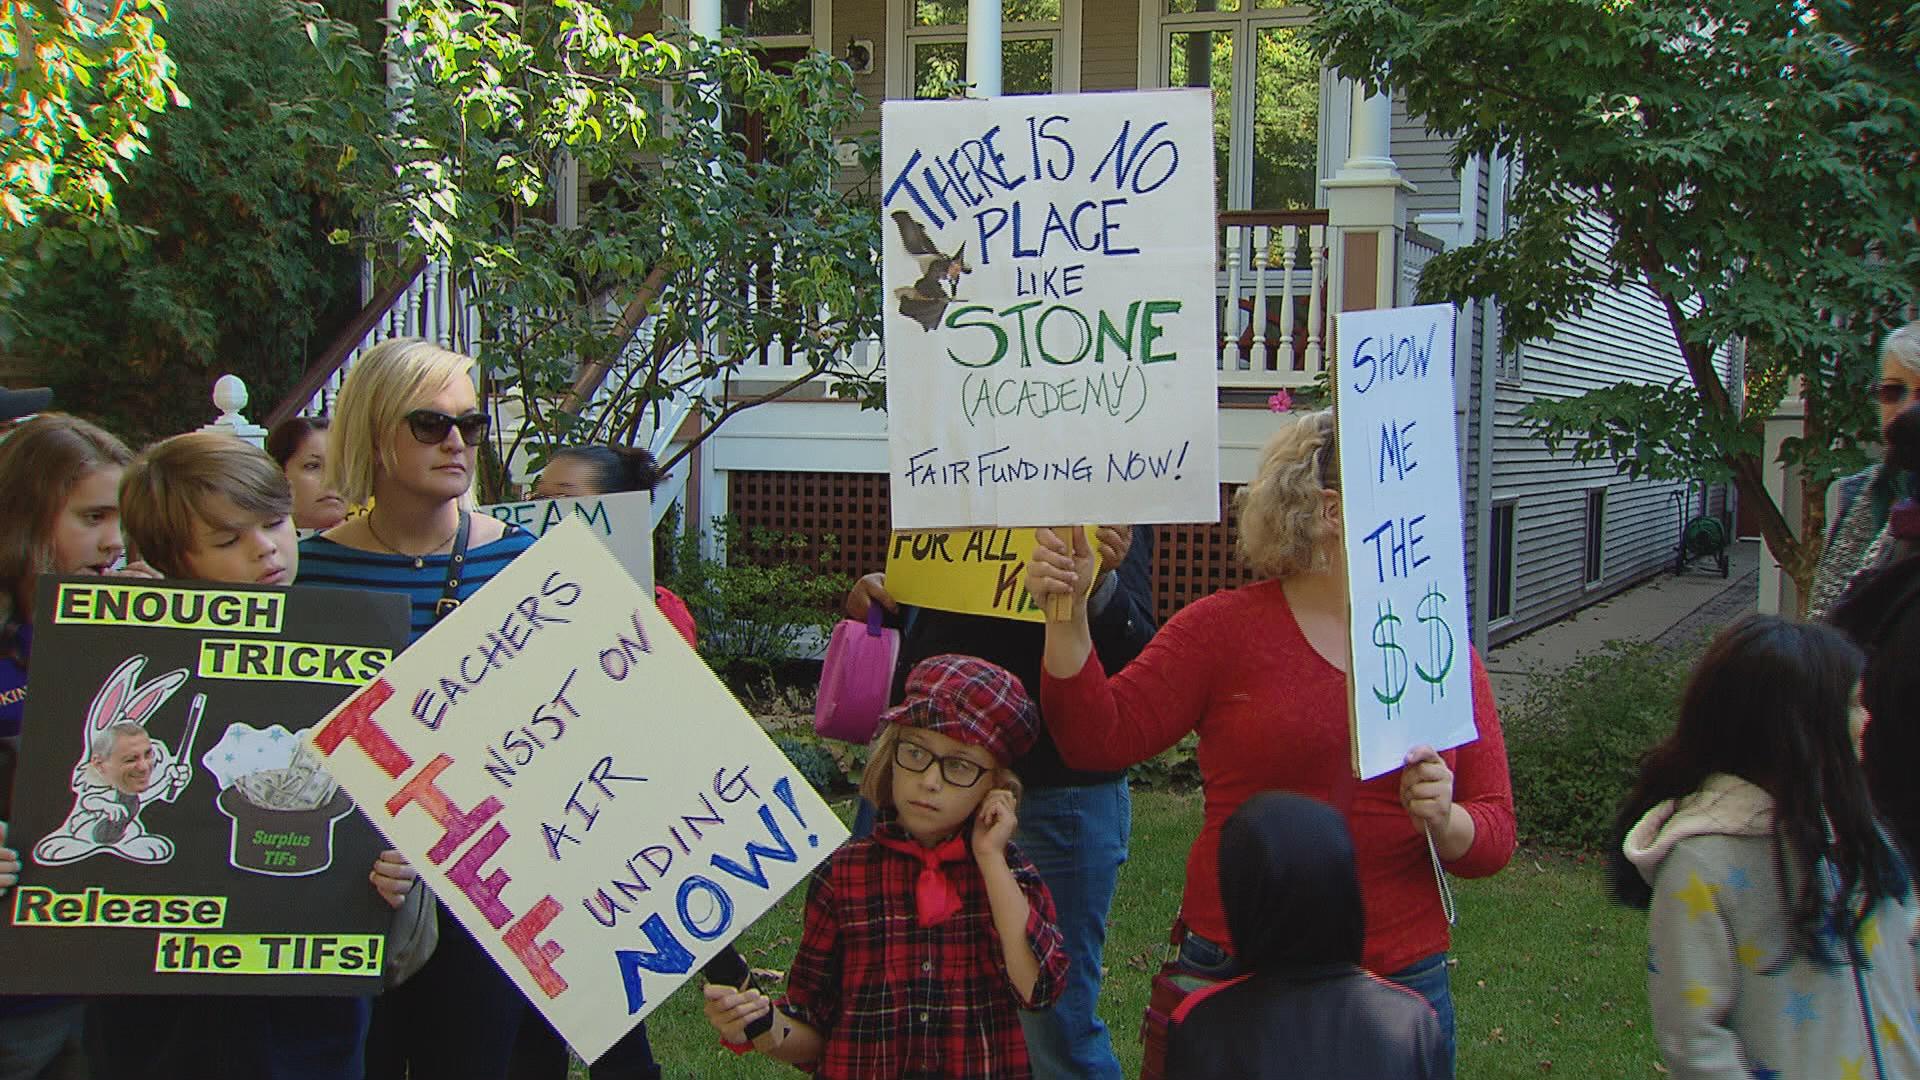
[1608,615,1920,1080]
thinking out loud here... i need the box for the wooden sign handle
[1046,592,1074,622]
[1046,523,1079,622]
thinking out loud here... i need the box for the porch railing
[1401,227,1445,307]
[1216,210,1331,390]
[267,258,477,427]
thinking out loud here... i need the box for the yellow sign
[884,527,1096,622]
[13,887,227,929]
[153,933,383,976]
[197,638,391,685]
[54,583,283,634]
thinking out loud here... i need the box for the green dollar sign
[1415,583,1455,701]
[1371,601,1408,716]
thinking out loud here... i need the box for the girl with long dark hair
[1608,615,1920,1080]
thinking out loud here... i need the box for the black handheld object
[702,946,774,1039]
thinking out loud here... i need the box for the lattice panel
[725,471,1254,625]
[1152,483,1259,621]
[726,471,894,583]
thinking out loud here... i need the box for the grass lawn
[613,790,1660,1078]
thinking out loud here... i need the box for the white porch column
[967,0,1002,97]
[1758,381,1806,616]
[690,0,721,39]
[1324,77,1414,315]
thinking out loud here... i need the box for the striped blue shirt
[298,525,536,643]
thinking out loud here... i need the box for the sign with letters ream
[310,517,847,1063]
[1333,304,1476,780]
[0,578,407,994]
[884,526,1096,622]
[881,90,1220,529]
[481,490,654,591]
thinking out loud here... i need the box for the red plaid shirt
[779,816,1069,1079]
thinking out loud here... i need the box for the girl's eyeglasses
[894,739,988,788]
[404,409,491,445]
[1876,383,1916,407]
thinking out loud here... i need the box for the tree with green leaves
[1312,0,1920,604]
[4,0,382,444]
[304,0,882,497]
[2,0,185,299]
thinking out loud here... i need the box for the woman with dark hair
[1828,557,1920,862]
[530,444,694,649]
[530,445,661,501]
[265,416,346,532]
[1607,615,1920,1080]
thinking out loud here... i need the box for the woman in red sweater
[1027,409,1514,1076]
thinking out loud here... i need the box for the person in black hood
[1166,792,1446,1080]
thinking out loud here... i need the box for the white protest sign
[1334,304,1475,780]
[881,90,1220,529]
[480,491,654,591]
[309,518,846,1062]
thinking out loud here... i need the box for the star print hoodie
[1623,773,1920,1080]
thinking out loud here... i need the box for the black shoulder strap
[434,512,472,621]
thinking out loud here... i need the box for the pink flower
[1268,389,1293,413]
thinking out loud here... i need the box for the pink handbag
[813,606,900,743]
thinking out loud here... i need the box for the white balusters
[1304,224,1326,374]
[1249,225,1272,373]
[1276,224,1299,371]
[1221,226,1245,371]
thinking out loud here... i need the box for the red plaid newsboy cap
[881,654,1039,765]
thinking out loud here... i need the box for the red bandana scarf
[872,830,969,927]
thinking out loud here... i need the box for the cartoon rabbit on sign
[33,656,203,867]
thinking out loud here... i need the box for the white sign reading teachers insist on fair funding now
[308,518,847,1063]
[1333,304,1476,780]
[881,90,1220,529]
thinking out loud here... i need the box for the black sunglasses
[404,409,490,445]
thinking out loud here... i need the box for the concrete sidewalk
[1484,539,1761,705]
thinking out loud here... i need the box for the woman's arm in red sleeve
[1442,650,1516,879]
[1040,603,1215,771]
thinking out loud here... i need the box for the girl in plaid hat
[703,653,1071,1078]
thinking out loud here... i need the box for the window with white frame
[904,0,1071,97]
[1151,1,1322,211]
[723,0,813,41]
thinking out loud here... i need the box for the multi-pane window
[1160,2,1321,210]
[908,0,1065,97]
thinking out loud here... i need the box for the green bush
[664,516,851,692]
[775,737,846,796]
[1128,732,1202,790]
[1504,638,1701,852]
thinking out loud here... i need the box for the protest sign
[481,490,654,590]
[884,526,1097,622]
[881,90,1220,529]
[310,517,847,1063]
[1332,304,1475,780]
[0,579,407,995]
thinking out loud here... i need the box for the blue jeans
[1386,952,1456,1079]
[1015,778,1131,1080]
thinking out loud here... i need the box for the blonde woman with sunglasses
[297,338,536,1080]
[1809,322,1920,619]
